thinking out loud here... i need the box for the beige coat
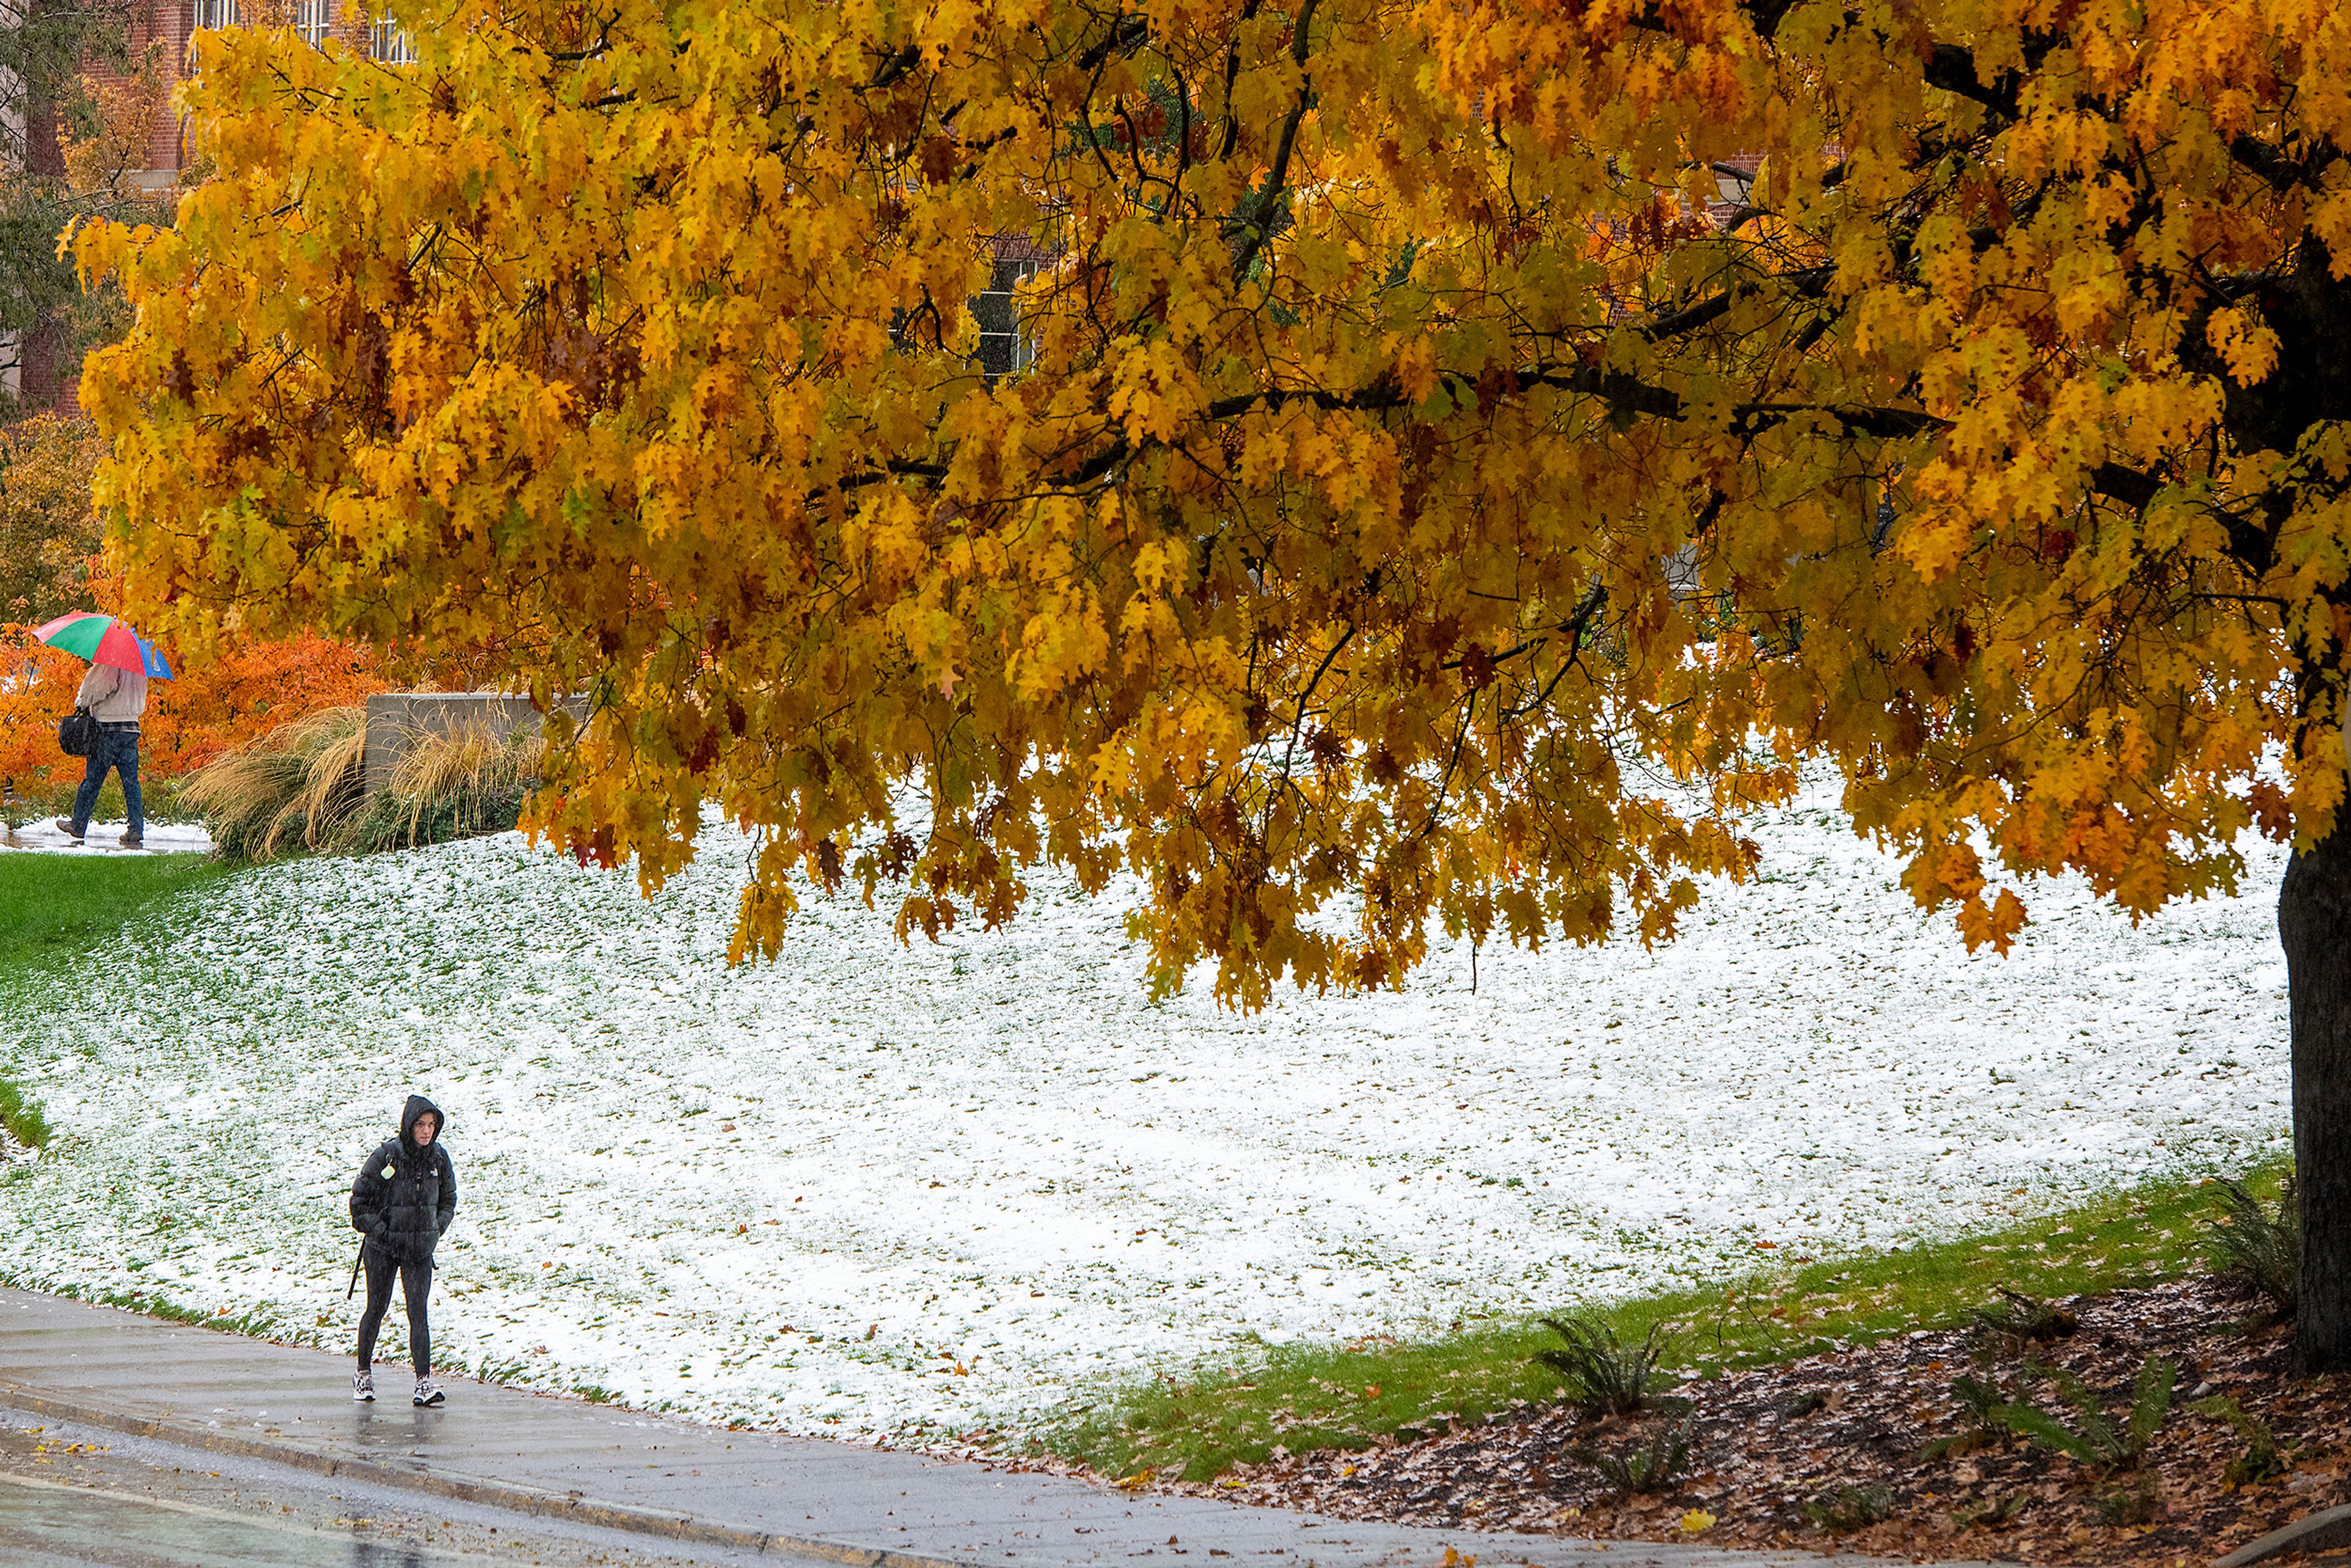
[74,663,148,724]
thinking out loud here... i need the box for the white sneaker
[353,1370,375,1402]
[412,1378,444,1407]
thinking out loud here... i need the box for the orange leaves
[0,639,89,790]
[67,0,2351,1007]
[1957,888,2030,956]
[2206,306,2282,386]
[0,626,386,787]
[141,633,389,778]
[2248,780,2296,842]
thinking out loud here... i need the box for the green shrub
[2209,1175,2298,1318]
[1993,1357,2174,1471]
[1803,1482,1894,1531]
[1970,1287,2079,1348]
[1533,1312,1672,1416]
[2192,1394,2285,1485]
[1565,1417,1691,1495]
[1920,1372,2008,1460]
[2096,1476,2162,1526]
[1951,1492,2027,1530]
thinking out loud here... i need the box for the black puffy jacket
[350,1095,458,1264]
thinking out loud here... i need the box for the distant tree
[0,1,171,400]
[70,0,2351,1364]
[0,413,104,622]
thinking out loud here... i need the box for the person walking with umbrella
[34,612,173,849]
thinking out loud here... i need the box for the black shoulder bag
[56,707,96,759]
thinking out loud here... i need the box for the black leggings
[354,1247,433,1376]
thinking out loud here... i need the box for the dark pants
[70,724,142,838]
[355,1247,433,1376]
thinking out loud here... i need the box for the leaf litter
[1195,1275,2350,1566]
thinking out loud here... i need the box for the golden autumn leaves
[65,0,2351,1000]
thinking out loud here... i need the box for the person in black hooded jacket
[348,1093,458,1406]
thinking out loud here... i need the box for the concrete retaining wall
[361,692,571,795]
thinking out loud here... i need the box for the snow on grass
[0,776,2290,1441]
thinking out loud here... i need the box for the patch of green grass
[0,852,231,977]
[1044,1159,2290,1483]
[0,1078,51,1150]
[0,852,234,1147]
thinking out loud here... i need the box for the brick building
[17,1,410,408]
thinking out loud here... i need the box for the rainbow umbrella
[33,613,175,679]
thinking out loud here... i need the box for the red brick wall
[19,323,70,411]
[135,0,195,175]
[20,0,193,411]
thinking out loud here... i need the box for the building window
[370,15,416,62]
[973,257,1038,381]
[295,0,331,45]
[193,0,238,29]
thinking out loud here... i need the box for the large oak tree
[77,0,2351,1360]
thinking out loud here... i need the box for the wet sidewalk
[0,818,214,853]
[0,1287,1918,1568]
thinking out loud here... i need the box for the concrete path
[0,1288,1918,1568]
[0,819,213,854]
[0,1403,797,1566]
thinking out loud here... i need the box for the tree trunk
[2284,813,2351,1370]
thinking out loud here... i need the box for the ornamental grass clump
[342,722,544,853]
[187,711,545,861]
[181,705,367,859]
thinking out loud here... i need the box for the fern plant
[1992,1357,2175,1471]
[1970,1287,2079,1348]
[1565,1417,1692,1495]
[1803,1483,1894,1531]
[2210,1176,2299,1318]
[2096,1476,2162,1526]
[1952,1492,2027,1530]
[2192,1394,2286,1485]
[1534,1313,1671,1416]
[1920,1373,2008,1460]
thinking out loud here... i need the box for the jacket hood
[400,1094,446,1149]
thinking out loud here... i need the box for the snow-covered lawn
[0,780,2290,1441]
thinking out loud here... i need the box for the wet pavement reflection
[0,1409,773,1568]
[0,1472,474,1566]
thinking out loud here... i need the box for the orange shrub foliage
[0,636,91,793]
[0,623,388,790]
[142,631,387,776]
